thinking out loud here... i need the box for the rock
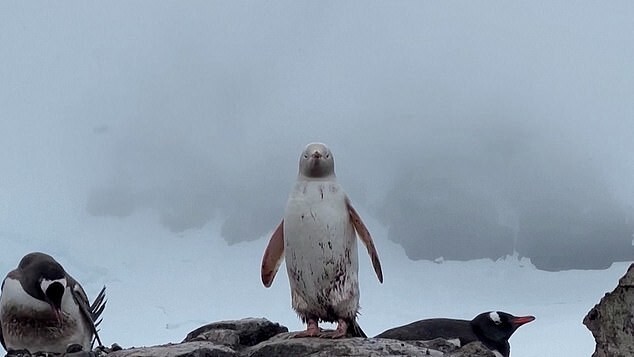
[106,342,237,357]
[51,317,499,357]
[583,263,634,357]
[5,348,107,357]
[65,352,98,357]
[407,338,462,354]
[182,318,288,348]
[185,329,241,350]
[446,342,497,357]
[244,333,443,357]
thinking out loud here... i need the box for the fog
[1,2,633,271]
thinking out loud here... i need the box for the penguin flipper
[346,197,383,283]
[0,320,5,351]
[68,277,104,348]
[261,220,285,287]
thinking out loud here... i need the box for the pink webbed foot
[330,319,348,339]
[294,319,321,338]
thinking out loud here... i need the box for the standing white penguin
[261,142,383,338]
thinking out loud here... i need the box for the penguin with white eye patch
[375,311,535,357]
[0,252,106,355]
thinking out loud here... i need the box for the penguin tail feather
[346,319,367,338]
[90,285,107,325]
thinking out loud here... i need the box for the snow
[0,210,630,357]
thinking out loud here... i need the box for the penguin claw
[6,350,32,357]
[317,330,335,338]
[294,319,321,338]
[294,329,321,338]
[65,344,83,354]
[330,318,348,339]
[330,330,347,339]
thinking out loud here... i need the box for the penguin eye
[494,320,502,325]
[303,154,309,159]
[325,154,330,159]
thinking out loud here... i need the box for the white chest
[283,180,358,284]
[284,180,355,248]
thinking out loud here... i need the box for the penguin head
[299,142,335,178]
[40,277,67,316]
[18,252,68,323]
[471,311,535,342]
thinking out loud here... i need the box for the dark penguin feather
[347,319,366,338]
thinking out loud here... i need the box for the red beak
[511,315,535,328]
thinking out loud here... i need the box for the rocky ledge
[94,317,497,357]
[584,263,634,357]
[7,264,632,357]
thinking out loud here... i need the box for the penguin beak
[41,279,66,325]
[50,304,63,325]
[311,151,322,159]
[510,315,535,328]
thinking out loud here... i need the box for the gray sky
[1,2,633,269]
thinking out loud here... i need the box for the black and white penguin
[0,252,106,355]
[375,311,535,357]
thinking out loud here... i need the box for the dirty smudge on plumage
[260,142,383,338]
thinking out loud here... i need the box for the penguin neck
[471,323,510,357]
[298,172,336,181]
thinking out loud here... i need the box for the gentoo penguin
[0,252,106,355]
[375,311,535,357]
[261,142,383,338]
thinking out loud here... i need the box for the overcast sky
[1,2,633,269]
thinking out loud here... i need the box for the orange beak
[511,315,535,328]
